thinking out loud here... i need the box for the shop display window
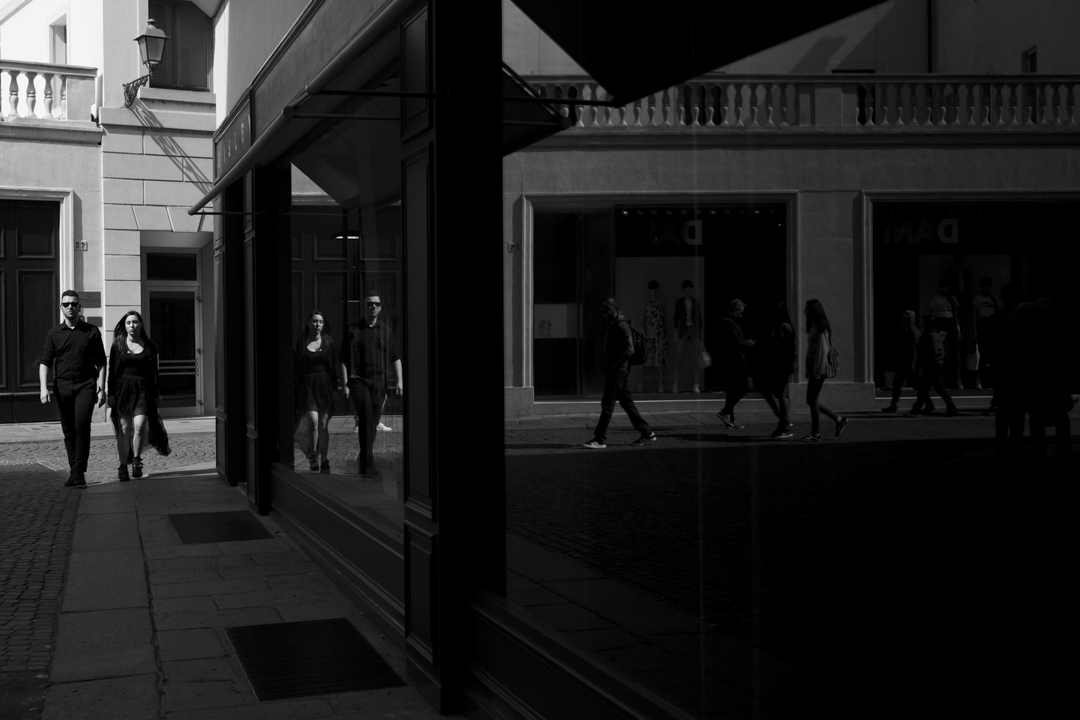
[280,32,406,543]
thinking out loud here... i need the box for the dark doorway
[0,201,59,423]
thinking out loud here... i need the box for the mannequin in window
[672,279,702,393]
[637,280,667,393]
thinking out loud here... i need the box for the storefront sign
[880,217,958,244]
[215,96,251,179]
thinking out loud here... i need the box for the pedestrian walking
[107,311,170,481]
[716,299,755,429]
[294,309,337,473]
[881,310,921,413]
[38,290,107,487]
[929,282,963,389]
[583,297,656,448]
[801,299,847,441]
[751,302,797,438]
[340,292,402,477]
[971,277,999,390]
[906,317,958,417]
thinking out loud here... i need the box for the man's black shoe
[73,472,87,488]
[64,472,77,487]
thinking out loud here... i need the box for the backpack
[627,320,647,365]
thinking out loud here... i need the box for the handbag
[698,347,712,368]
[825,332,840,378]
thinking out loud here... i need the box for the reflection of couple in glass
[294,292,402,478]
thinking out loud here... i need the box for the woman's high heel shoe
[132,456,143,479]
[118,464,130,482]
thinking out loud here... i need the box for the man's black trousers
[56,383,96,473]
[348,380,385,471]
[593,369,650,443]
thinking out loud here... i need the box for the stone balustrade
[527,74,1080,132]
[1,61,97,121]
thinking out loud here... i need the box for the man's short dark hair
[681,280,693,290]
[602,296,619,310]
[363,291,381,301]
[61,289,80,301]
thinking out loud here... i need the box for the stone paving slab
[42,673,160,720]
[61,550,148,612]
[50,608,155,682]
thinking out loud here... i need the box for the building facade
[1,0,217,423]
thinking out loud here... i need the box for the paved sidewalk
[31,469,458,720]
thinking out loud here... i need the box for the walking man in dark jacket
[39,290,107,487]
[583,297,656,448]
[906,317,958,416]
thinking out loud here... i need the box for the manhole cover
[226,618,405,701]
[167,511,273,544]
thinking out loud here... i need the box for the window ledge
[140,87,216,110]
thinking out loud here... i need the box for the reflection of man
[971,277,999,389]
[582,297,655,449]
[39,290,107,488]
[340,293,402,477]
[671,280,702,393]
[929,282,962,388]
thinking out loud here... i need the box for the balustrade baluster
[1070,84,1080,125]
[689,84,700,126]
[1042,83,1054,125]
[1053,83,1065,125]
[42,72,55,118]
[704,85,716,126]
[10,70,22,117]
[911,82,923,125]
[733,84,746,126]
[59,75,68,119]
[779,83,791,127]
[721,84,734,126]
[877,83,890,127]
[996,83,1009,124]
[747,83,759,126]
[24,71,37,118]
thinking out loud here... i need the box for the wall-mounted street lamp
[122,19,169,108]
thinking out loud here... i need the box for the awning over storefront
[510,0,885,103]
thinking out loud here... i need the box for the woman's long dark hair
[296,309,334,355]
[113,310,156,353]
[804,298,831,334]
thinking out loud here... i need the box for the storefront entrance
[143,251,205,416]
[872,199,1080,391]
[533,203,788,398]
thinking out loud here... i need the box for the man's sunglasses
[364,301,381,307]
[61,301,79,308]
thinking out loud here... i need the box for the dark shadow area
[505,434,1077,718]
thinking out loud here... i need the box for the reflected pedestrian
[801,299,847,441]
[716,299,755,429]
[971,277,999,391]
[929,282,962,388]
[39,291,107,488]
[107,311,170,481]
[341,292,402,477]
[294,310,336,473]
[881,311,921,413]
[906,317,958,417]
[583,297,656,448]
[751,302,796,439]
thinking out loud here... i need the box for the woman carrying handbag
[801,299,847,441]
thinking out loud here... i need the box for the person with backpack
[583,297,656,448]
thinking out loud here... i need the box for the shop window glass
[149,0,211,91]
[147,252,198,281]
[512,203,803,718]
[283,32,405,542]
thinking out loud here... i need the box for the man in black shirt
[340,293,402,477]
[39,290,107,487]
[583,297,655,449]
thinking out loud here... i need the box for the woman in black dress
[107,311,170,481]
[294,310,337,472]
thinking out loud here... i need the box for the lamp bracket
[123,69,153,108]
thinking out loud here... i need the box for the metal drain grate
[167,511,273,544]
[226,618,405,701]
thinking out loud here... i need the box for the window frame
[149,0,213,92]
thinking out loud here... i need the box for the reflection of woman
[638,280,667,393]
[294,310,337,473]
[107,311,170,481]
[801,299,847,441]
